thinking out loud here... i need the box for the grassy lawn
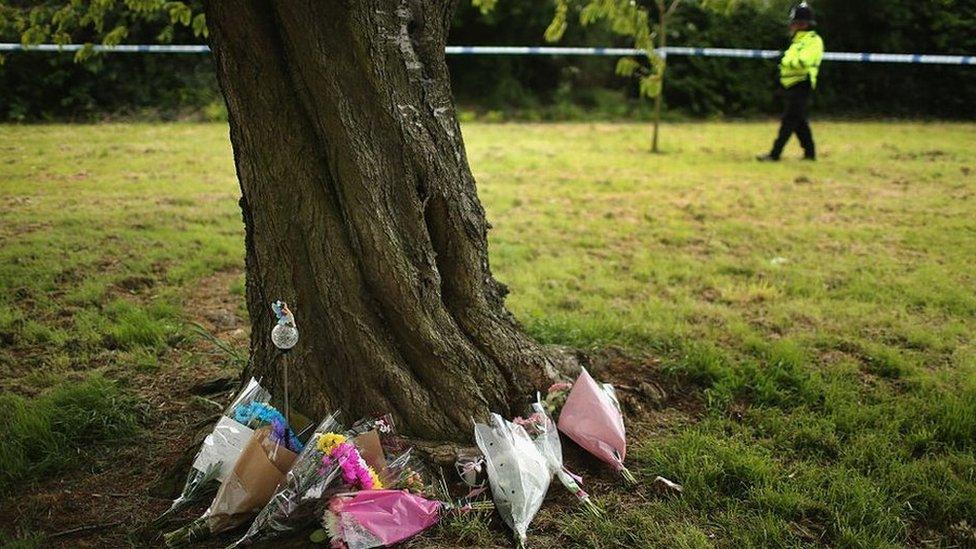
[1,121,974,547]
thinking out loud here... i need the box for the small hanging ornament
[271,300,299,351]
[271,300,298,426]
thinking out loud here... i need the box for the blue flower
[234,402,304,452]
[234,402,283,427]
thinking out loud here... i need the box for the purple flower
[267,416,304,453]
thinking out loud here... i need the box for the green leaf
[543,1,568,43]
[21,25,51,46]
[639,74,663,98]
[471,0,498,15]
[615,57,640,77]
[156,24,174,43]
[165,1,191,26]
[191,13,207,37]
[102,25,128,46]
[309,529,329,544]
[73,42,95,62]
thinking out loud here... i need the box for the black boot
[756,153,780,162]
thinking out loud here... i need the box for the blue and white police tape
[1,43,973,65]
[660,46,975,65]
[0,43,208,53]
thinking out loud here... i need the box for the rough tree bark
[204,0,562,441]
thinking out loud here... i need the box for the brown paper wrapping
[353,429,387,473]
[205,426,298,534]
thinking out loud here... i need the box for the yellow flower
[316,432,347,454]
[368,468,384,489]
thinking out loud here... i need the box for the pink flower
[513,412,547,436]
[321,441,377,489]
[548,382,572,394]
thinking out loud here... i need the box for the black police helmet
[789,2,816,26]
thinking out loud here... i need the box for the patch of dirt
[889,149,951,162]
[0,268,249,548]
[580,347,704,434]
[115,275,156,293]
[0,221,51,241]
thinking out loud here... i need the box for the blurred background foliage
[0,0,974,121]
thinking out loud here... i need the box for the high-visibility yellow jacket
[780,30,824,89]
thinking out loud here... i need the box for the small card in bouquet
[191,416,256,483]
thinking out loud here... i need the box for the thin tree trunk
[204,0,561,442]
[652,3,667,153]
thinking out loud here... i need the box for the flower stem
[619,466,638,485]
[163,517,211,547]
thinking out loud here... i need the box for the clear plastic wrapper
[163,401,303,546]
[157,378,272,523]
[230,413,397,547]
[375,447,428,494]
[516,396,601,516]
[474,413,550,548]
[556,368,636,484]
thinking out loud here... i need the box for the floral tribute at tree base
[156,305,639,548]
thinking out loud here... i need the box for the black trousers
[770,80,815,159]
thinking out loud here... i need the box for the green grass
[1,121,974,546]
[0,375,139,495]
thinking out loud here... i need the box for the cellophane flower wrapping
[375,447,428,495]
[231,413,395,547]
[324,489,443,549]
[517,399,600,515]
[163,403,302,547]
[474,413,550,547]
[556,368,635,483]
[227,412,343,546]
[161,378,272,520]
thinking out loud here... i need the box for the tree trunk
[652,3,667,153]
[204,0,560,442]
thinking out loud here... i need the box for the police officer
[758,2,824,162]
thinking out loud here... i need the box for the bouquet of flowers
[316,431,385,491]
[474,413,550,548]
[318,436,489,549]
[553,368,636,484]
[514,397,602,516]
[163,401,303,546]
[229,414,393,547]
[387,456,428,495]
[157,378,272,523]
[319,489,492,549]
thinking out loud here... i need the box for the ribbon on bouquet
[456,457,489,499]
